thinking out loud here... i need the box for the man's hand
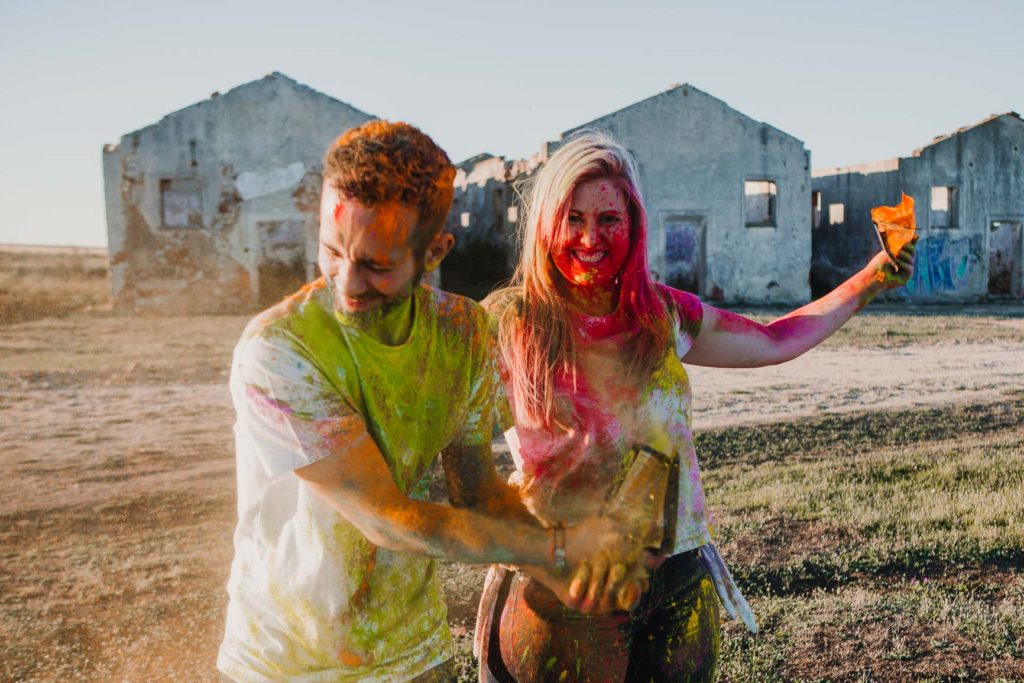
[562,516,651,614]
[869,239,917,291]
[566,553,652,613]
[517,515,655,614]
[439,441,651,612]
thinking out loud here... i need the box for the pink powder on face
[334,202,345,222]
[551,180,632,291]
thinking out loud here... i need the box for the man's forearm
[381,498,552,565]
[459,478,538,527]
[308,480,555,566]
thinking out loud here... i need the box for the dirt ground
[1,255,1022,680]
[688,328,1024,429]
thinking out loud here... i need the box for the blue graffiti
[902,234,977,297]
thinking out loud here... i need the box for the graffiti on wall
[902,234,979,297]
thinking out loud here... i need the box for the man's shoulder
[480,287,519,317]
[419,284,488,336]
[233,279,339,374]
[230,279,350,402]
[479,287,521,337]
[240,278,331,346]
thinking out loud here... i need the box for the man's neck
[363,292,414,346]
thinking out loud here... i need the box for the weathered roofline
[812,157,900,178]
[106,72,375,144]
[455,152,498,169]
[911,111,1022,156]
[812,112,1023,178]
[562,83,807,147]
[452,84,811,184]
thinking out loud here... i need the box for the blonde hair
[487,129,670,428]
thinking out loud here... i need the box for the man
[217,121,641,682]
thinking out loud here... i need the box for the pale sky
[1,0,1021,247]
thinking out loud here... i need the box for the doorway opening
[988,220,1022,297]
[663,215,705,295]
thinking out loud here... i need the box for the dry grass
[444,396,1024,681]
[703,395,1024,681]
[0,247,111,325]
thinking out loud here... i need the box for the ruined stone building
[445,84,812,304]
[442,152,543,300]
[812,113,1024,301]
[102,72,373,313]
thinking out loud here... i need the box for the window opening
[160,178,203,229]
[828,203,845,226]
[744,180,777,227]
[930,186,958,227]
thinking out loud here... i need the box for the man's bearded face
[317,184,425,331]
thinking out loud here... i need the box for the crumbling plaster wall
[898,117,1024,301]
[443,156,517,299]
[103,74,372,313]
[812,115,1024,302]
[811,166,900,295]
[563,86,812,304]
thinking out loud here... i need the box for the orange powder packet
[871,193,917,264]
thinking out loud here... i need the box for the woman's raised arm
[683,245,915,368]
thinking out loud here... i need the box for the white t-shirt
[218,281,495,682]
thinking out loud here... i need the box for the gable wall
[103,75,373,313]
[813,116,1024,301]
[565,87,811,304]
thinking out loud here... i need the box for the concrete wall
[563,85,812,304]
[810,163,900,295]
[102,73,373,313]
[812,114,1024,302]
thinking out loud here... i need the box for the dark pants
[477,550,720,683]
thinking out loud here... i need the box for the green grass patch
[702,397,1024,680]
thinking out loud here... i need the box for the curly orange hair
[324,120,455,251]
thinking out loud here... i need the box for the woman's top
[487,283,757,633]
[487,284,711,554]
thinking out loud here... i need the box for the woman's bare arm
[683,246,915,368]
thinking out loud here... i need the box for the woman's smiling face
[551,177,632,291]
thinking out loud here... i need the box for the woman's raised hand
[869,238,917,291]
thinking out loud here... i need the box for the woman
[476,130,915,682]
